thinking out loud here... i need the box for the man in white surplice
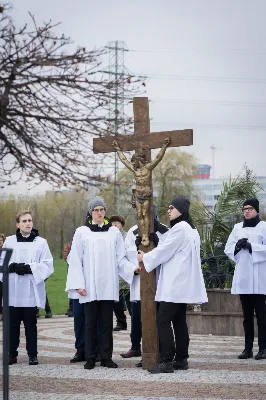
[66,196,140,370]
[225,198,266,360]
[0,210,54,366]
[138,196,208,374]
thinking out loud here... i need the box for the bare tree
[0,4,141,188]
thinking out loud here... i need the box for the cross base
[142,352,160,370]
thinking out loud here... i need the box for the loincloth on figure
[135,190,152,204]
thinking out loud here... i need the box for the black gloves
[135,236,142,249]
[135,233,159,250]
[8,263,16,273]
[244,241,252,253]
[15,263,32,275]
[236,238,248,249]
[8,263,32,275]
[149,232,159,247]
[234,238,252,255]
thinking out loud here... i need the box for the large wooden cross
[93,97,193,368]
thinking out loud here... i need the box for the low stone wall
[186,289,258,336]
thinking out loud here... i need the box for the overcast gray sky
[5,0,266,194]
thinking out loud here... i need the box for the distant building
[196,164,211,180]
[193,165,266,212]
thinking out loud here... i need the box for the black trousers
[0,282,2,313]
[157,302,189,363]
[125,292,131,316]
[72,300,85,354]
[84,300,113,361]
[9,306,38,357]
[131,301,142,350]
[130,301,161,352]
[67,298,73,312]
[45,294,51,313]
[113,296,127,327]
[240,294,266,351]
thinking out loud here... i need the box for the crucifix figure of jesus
[93,97,193,368]
[112,137,171,246]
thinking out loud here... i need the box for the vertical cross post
[133,98,159,368]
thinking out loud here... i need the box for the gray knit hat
[87,196,106,215]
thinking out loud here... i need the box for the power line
[150,98,266,108]
[151,121,266,131]
[135,73,266,84]
[130,48,266,56]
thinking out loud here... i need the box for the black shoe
[9,356,17,365]
[45,310,52,318]
[84,359,95,370]
[70,352,86,363]
[113,325,127,331]
[100,359,118,368]
[173,359,188,370]
[67,311,73,317]
[136,360,142,367]
[29,356,38,365]
[255,349,266,360]
[148,362,174,374]
[238,350,253,359]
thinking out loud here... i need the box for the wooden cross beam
[93,97,193,369]
[93,128,193,154]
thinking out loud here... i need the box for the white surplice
[125,224,167,301]
[0,235,54,308]
[224,221,266,294]
[65,225,136,303]
[142,221,208,304]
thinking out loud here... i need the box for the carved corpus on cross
[93,97,193,369]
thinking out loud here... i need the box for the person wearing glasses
[0,210,54,366]
[66,196,141,370]
[225,198,266,360]
[137,196,208,374]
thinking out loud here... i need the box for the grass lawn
[40,258,69,316]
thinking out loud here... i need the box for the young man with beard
[137,196,208,374]
[66,196,141,370]
[0,210,54,366]
[225,198,266,360]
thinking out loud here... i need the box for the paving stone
[0,315,265,400]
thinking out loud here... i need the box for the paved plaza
[0,314,266,400]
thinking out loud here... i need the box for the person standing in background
[110,215,131,331]
[0,210,54,366]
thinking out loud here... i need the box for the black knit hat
[170,196,190,214]
[243,198,259,213]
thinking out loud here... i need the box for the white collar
[92,221,104,228]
